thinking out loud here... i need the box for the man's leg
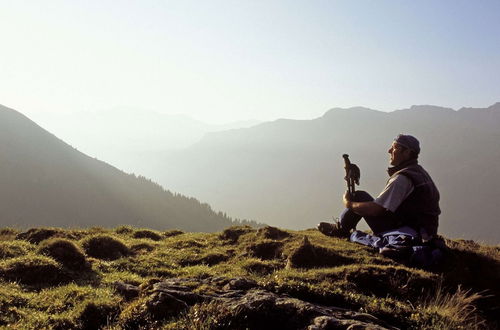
[339,190,373,231]
[364,213,401,235]
[340,191,401,235]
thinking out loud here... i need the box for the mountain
[144,103,500,244]
[0,104,255,231]
[28,107,261,174]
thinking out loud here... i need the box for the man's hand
[342,191,386,216]
[343,191,352,209]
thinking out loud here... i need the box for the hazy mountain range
[29,107,261,174]
[0,104,257,231]
[137,103,500,244]
[2,102,499,244]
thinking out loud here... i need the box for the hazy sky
[1,1,499,123]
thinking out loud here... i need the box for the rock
[223,277,257,290]
[113,281,140,300]
[146,292,189,320]
[136,277,398,329]
[308,316,343,329]
[152,281,207,305]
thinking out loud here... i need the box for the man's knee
[351,190,374,202]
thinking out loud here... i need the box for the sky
[1,0,499,124]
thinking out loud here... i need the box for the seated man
[319,134,440,242]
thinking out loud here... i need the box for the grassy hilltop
[0,226,498,329]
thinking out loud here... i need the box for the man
[319,134,440,241]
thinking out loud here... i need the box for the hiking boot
[317,221,350,238]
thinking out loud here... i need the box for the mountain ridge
[0,104,257,231]
[147,102,500,244]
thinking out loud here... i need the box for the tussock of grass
[163,229,184,238]
[0,255,69,286]
[247,240,284,260]
[81,234,130,260]
[0,240,34,259]
[219,225,255,243]
[257,226,291,240]
[411,285,486,329]
[114,225,135,235]
[133,229,163,241]
[0,228,20,241]
[286,236,355,269]
[16,228,66,244]
[130,242,157,254]
[38,238,89,270]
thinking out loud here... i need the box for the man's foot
[317,221,350,238]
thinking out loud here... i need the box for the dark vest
[388,160,441,237]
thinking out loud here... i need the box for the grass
[0,225,497,329]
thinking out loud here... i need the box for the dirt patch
[219,226,255,243]
[287,237,354,269]
[38,238,89,271]
[247,241,284,260]
[81,235,130,261]
[257,226,291,240]
[133,230,163,241]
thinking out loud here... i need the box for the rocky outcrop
[118,277,398,329]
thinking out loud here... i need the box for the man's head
[388,134,420,166]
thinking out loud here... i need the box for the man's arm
[343,191,386,217]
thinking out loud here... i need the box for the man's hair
[399,145,419,160]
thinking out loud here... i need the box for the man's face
[388,142,411,166]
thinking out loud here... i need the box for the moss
[81,235,130,261]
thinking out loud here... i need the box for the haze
[1,1,499,125]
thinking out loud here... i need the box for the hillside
[0,104,255,232]
[0,225,498,329]
[144,103,500,244]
